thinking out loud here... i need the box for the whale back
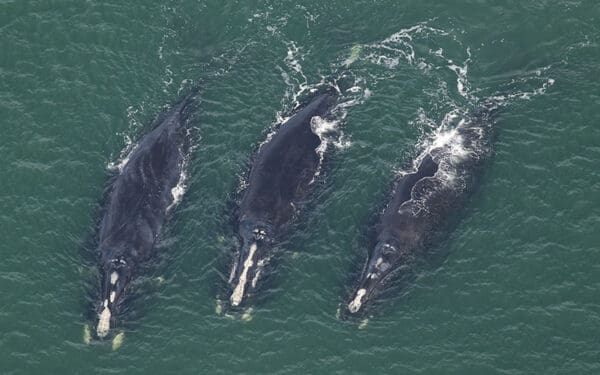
[99,100,192,263]
[240,93,336,230]
[378,109,495,250]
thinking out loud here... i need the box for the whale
[228,90,337,307]
[93,92,196,338]
[347,106,496,314]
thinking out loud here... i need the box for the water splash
[345,22,558,213]
[166,150,188,213]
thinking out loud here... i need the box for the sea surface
[1,1,599,374]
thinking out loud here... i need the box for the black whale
[348,108,495,314]
[228,91,337,307]
[94,94,195,337]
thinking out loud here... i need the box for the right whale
[347,106,497,314]
[227,89,338,308]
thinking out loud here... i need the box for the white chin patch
[348,288,367,314]
[97,305,112,338]
[230,243,257,306]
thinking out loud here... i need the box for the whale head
[348,242,398,314]
[228,220,270,307]
[96,257,131,338]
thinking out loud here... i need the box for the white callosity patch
[251,258,269,289]
[251,269,262,289]
[110,291,116,303]
[110,271,118,285]
[253,228,267,240]
[228,258,238,284]
[97,299,111,338]
[348,288,367,314]
[367,257,385,280]
[230,243,258,306]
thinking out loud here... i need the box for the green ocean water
[1,0,599,374]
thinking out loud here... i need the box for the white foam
[361,21,448,68]
[447,48,472,100]
[107,142,136,173]
[278,40,310,118]
[162,66,174,93]
[167,163,187,212]
[285,42,303,74]
[348,288,367,314]
[230,242,257,306]
[107,105,142,173]
[167,144,192,212]
[488,77,555,103]
[309,116,340,184]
